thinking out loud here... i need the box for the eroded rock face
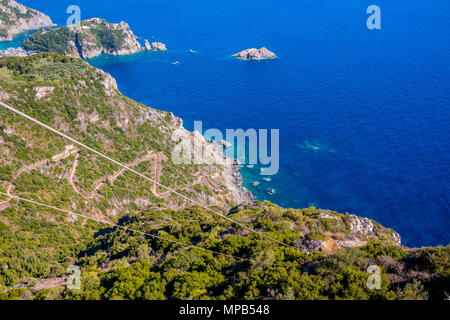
[347,214,402,246]
[144,40,152,51]
[349,214,375,235]
[0,1,54,41]
[144,40,167,52]
[97,69,118,96]
[76,19,143,59]
[232,47,277,61]
[0,47,33,57]
[23,18,145,59]
[33,86,54,99]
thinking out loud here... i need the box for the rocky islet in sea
[232,47,277,61]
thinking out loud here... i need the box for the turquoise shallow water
[15,0,450,246]
[0,32,32,50]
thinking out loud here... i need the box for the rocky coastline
[0,2,404,246]
[0,47,33,57]
[0,0,54,42]
[226,160,255,206]
[167,116,254,207]
[21,17,167,59]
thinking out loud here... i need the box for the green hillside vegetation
[0,54,448,300]
[22,19,132,57]
[22,27,75,56]
[0,53,225,206]
[1,202,448,300]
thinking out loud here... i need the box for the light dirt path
[0,276,67,295]
[0,144,216,211]
[69,150,167,200]
[0,146,79,211]
[0,145,78,210]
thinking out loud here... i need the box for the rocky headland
[0,0,54,42]
[233,47,277,60]
[22,17,166,59]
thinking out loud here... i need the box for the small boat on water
[172,61,180,65]
[247,165,254,169]
[251,181,260,187]
[267,188,275,195]
[263,178,272,182]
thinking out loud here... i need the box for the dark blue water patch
[23,0,450,247]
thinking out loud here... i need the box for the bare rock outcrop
[144,40,167,52]
[0,0,54,41]
[76,19,143,59]
[232,47,277,61]
[97,69,118,96]
[33,86,54,99]
[0,47,33,57]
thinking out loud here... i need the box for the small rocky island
[233,47,277,61]
[21,18,167,59]
[144,40,167,52]
[0,0,54,42]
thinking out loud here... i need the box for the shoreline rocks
[228,162,254,206]
[232,47,277,61]
[0,47,34,57]
[144,40,167,52]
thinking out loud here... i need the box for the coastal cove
[14,0,450,247]
[0,32,32,50]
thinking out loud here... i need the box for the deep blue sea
[17,0,450,246]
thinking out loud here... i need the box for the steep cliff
[0,0,54,41]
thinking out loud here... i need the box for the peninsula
[22,18,166,59]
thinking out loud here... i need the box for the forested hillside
[0,54,448,300]
[22,18,143,59]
